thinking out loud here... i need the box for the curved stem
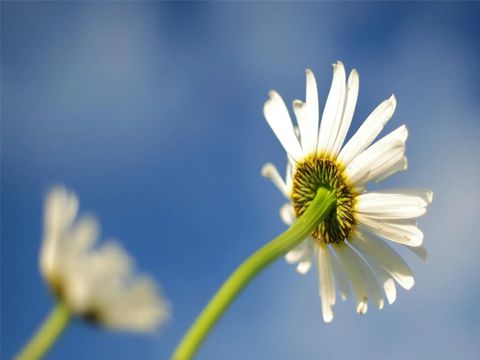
[15,302,71,360]
[172,188,336,359]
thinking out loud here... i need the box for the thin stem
[172,188,336,360]
[15,302,71,360]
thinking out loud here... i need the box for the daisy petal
[293,100,309,151]
[285,161,294,193]
[372,188,433,203]
[345,125,408,187]
[261,162,289,198]
[357,215,423,247]
[370,156,407,183]
[333,243,383,313]
[305,69,320,154]
[356,189,433,219]
[317,243,336,323]
[294,69,320,155]
[330,248,351,300]
[94,242,133,279]
[67,215,99,255]
[367,259,397,305]
[45,187,79,232]
[297,260,313,275]
[374,269,397,305]
[42,187,80,280]
[349,238,397,305]
[264,91,304,162]
[279,203,295,225]
[285,238,315,275]
[338,95,397,166]
[330,69,359,157]
[350,229,414,289]
[317,62,347,155]
[102,275,170,332]
[403,243,428,261]
[285,240,309,264]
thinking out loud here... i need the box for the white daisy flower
[40,187,169,332]
[262,62,432,323]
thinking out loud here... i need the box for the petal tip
[426,191,434,203]
[323,313,334,323]
[333,61,346,75]
[403,276,415,290]
[292,99,305,110]
[356,302,368,315]
[348,69,359,86]
[260,163,274,177]
[296,261,312,275]
[387,293,396,305]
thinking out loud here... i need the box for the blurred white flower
[40,187,169,332]
[262,62,432,322]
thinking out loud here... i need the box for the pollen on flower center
[291,155,356,244]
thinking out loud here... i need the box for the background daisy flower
[40,187,169,332]
[262,62,433,322]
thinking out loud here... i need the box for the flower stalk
[172,187,336,359]
[15,302,71,360]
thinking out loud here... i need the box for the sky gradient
[2,2,480,359]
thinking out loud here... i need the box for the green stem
[172,188,336,360]
[15,302,71,360]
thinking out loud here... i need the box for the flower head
[262,62,432,322]
[40,187,169,332]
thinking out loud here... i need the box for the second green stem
[15,302,71,360]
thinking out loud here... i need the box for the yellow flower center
[291,155,356,244]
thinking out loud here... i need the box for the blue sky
[2,2,480,359]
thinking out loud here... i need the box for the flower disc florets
[291,155,356,244]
